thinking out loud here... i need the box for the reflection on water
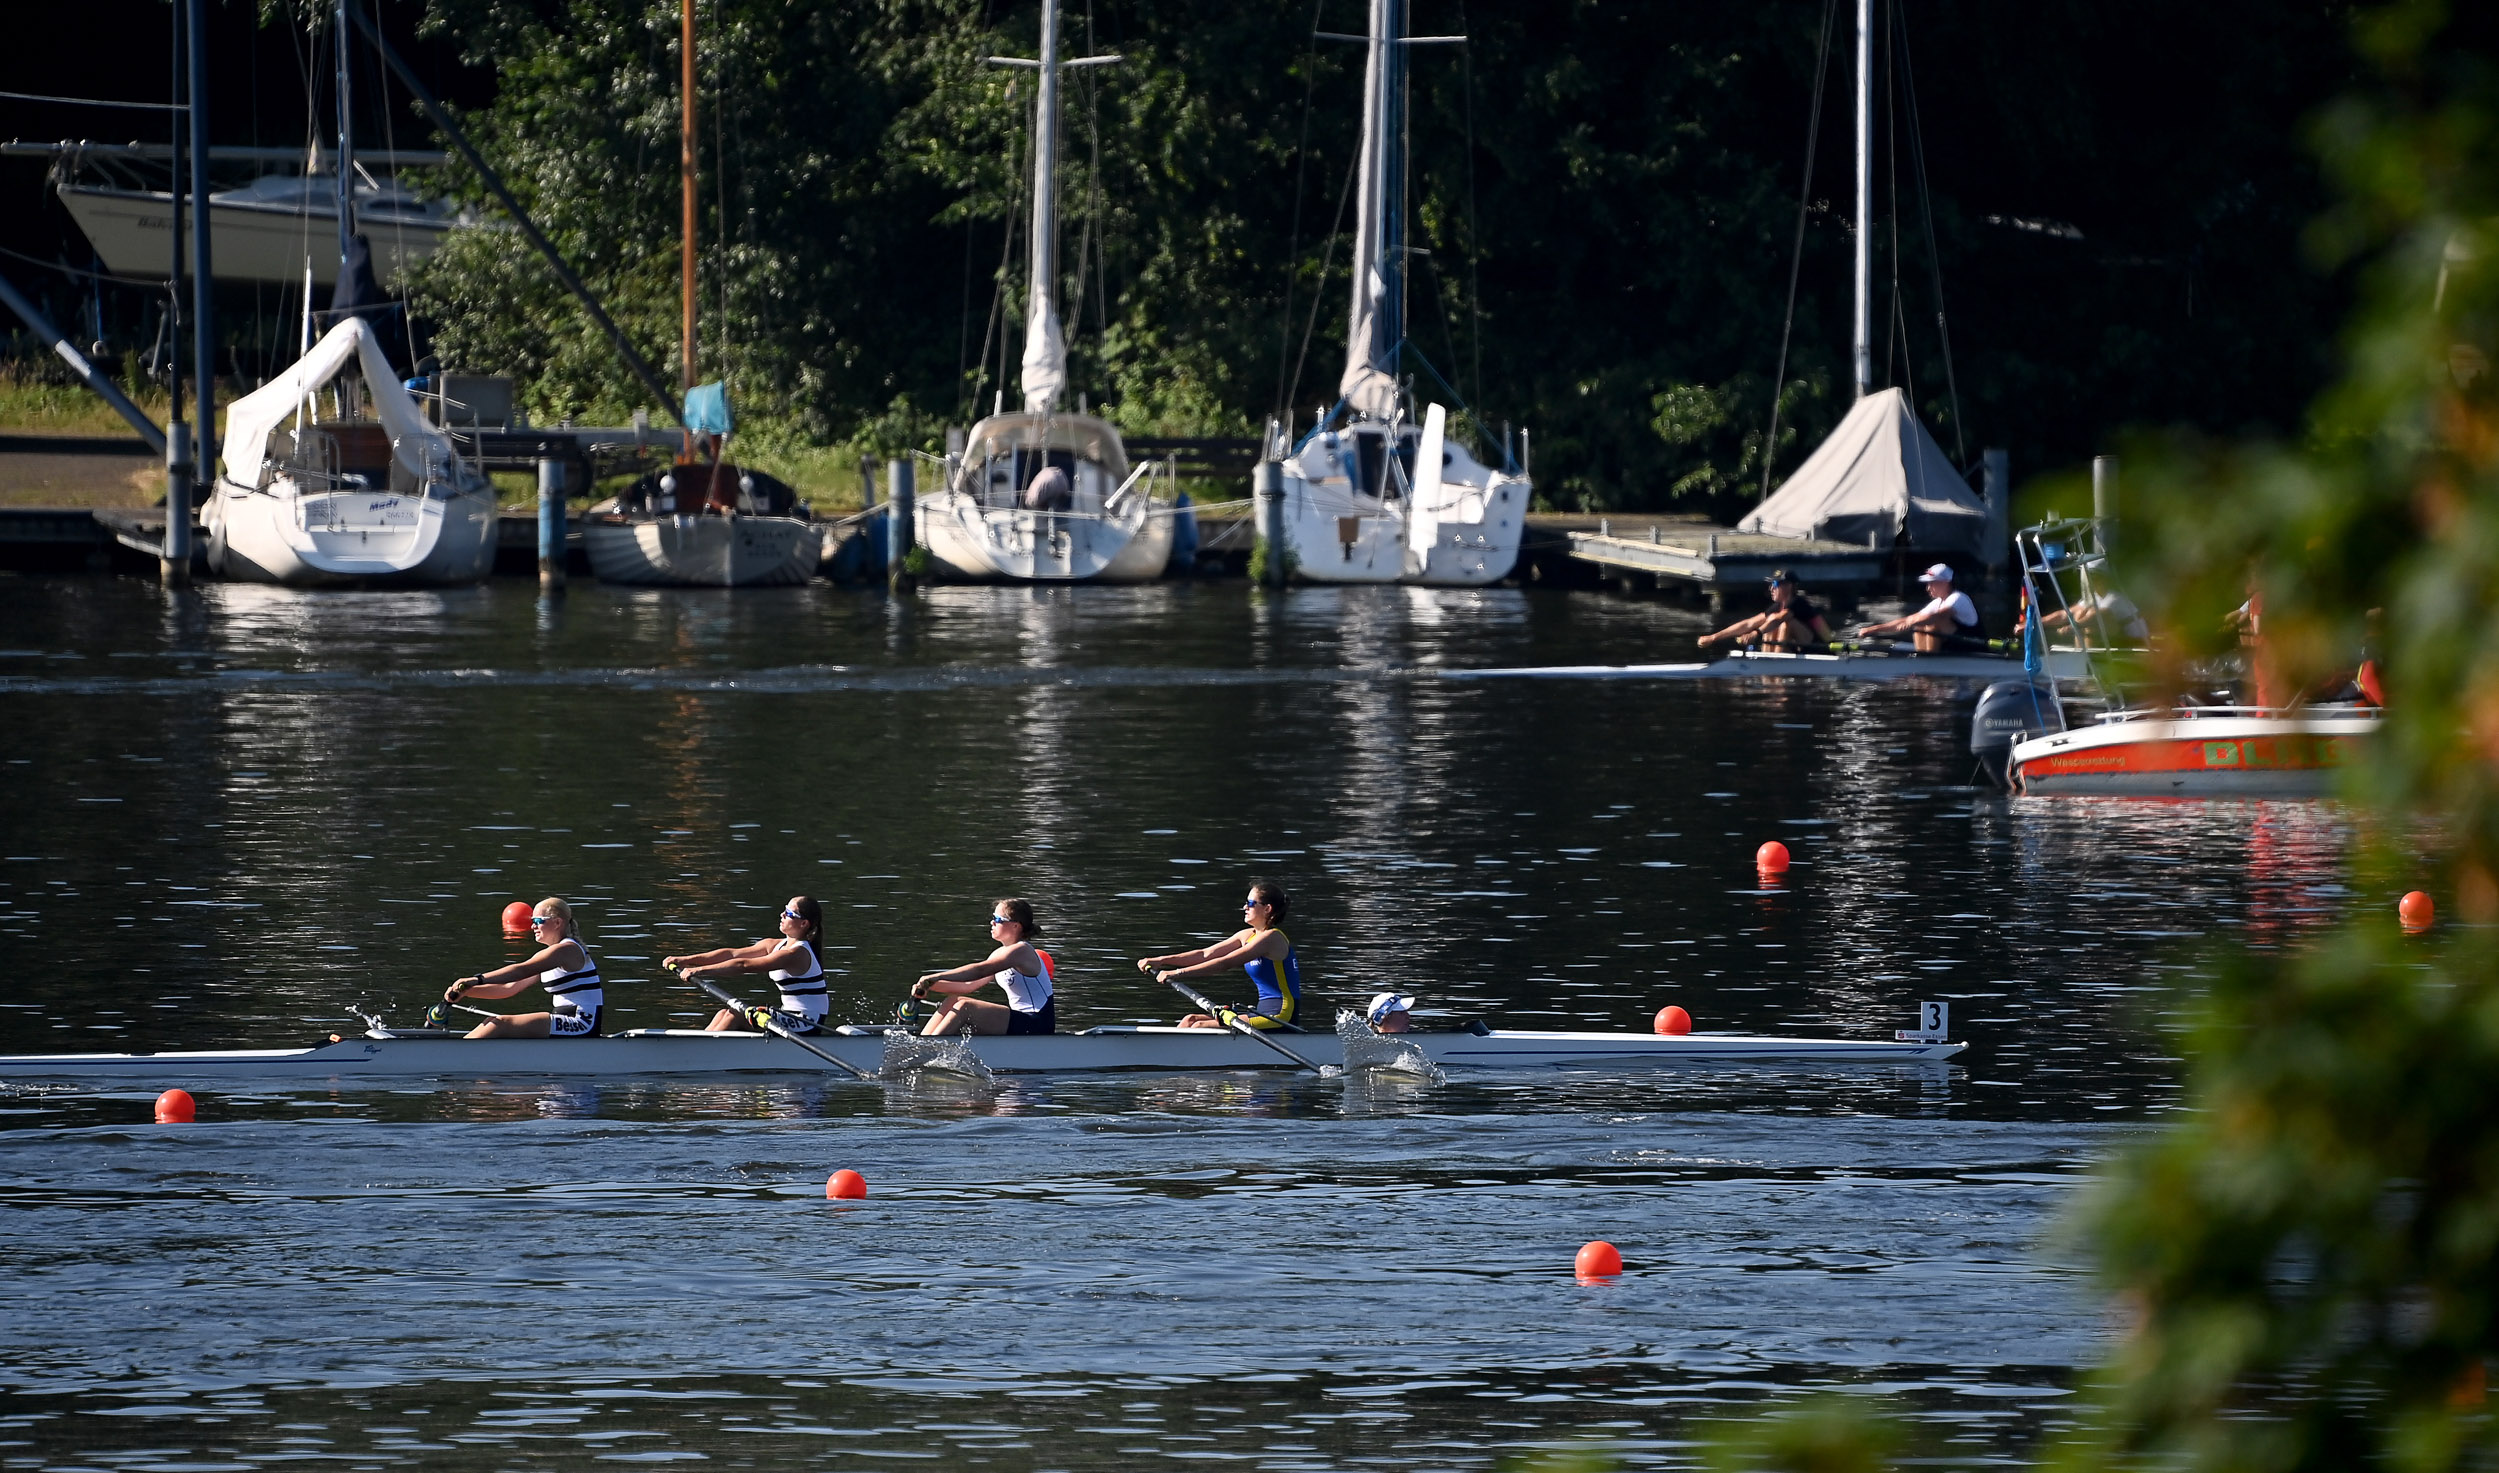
[0,574,2380,1468]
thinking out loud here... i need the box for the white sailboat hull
[919,493,1175,582]
[60,184,453,288]
[1277,468,1407,582]
[1274,420,1529,584]
[0,1024,1963,1083]
[206,480,498,587]
[583,517,823,587]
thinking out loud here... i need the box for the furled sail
[1338,0,1400,418]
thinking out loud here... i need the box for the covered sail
[1337,0,1400,418]
[1739,388,1987,554]
[217,317,463,490]
[1018,0,1068,413]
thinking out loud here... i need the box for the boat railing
[2090,702,2382,725]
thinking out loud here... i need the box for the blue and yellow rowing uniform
[1224,933,1303,1030]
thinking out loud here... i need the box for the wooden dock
[1565,519,1888,608]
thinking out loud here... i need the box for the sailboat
[1738,0,1988,564]
[205,315,499,586]
[580,0,822,588]
[1265,0,1528,587]
[914,0,1176,584]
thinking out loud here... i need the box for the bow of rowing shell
[0,1024,1965,1081]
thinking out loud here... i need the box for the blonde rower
[445,897,604,1039]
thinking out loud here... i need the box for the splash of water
[877,1030,997,1083]
[1335,1011,1444,1084]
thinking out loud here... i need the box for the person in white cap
[1366,993,1414,1033]
[1857,563,1982,653]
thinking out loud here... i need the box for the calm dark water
[0,574,2361,1469]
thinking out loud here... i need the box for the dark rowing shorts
[1004,999,1057,1035]
[550,1006,601,1038]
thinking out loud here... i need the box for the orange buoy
[826,1169,867,1200]
[1755,840,1791,873]
[1653,1005,1693,1036]
[2401,891,2435,930]
[154,1088,195,1123]
[501,901,535,935]
[1574,1240,1623,1279]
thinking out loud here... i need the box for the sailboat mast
[1851,0,1872,399]
[334,0,356,270]
[1015,0,1067,414]
[680,0,697,394]
[1337,0,1402,419]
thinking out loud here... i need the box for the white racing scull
[0,1006,1963,1083]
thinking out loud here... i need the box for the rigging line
[1283,145,1361,425]
[1271,0,1326,418]
[1894,0,1964,462]
[1759,0,1841,501]
[0,89,184,111]
[0,243,167,290]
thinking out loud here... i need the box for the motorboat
[2005,705,2377,796]
[915,0,1176,583]
[205,317,498,587]
[1973,517,2377,795]
[1264,1,1529,586]
[582,460,823,587]
[0,1004,1963,1083]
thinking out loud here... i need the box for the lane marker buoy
[826,1169,867,1200]
[154,1088,195,1123]
[1653,1005,1692,1036]
[501,901,535,935]
[1755,841,1790,873]
[2401,891,2435,931]
[1575,1240,1623,1279]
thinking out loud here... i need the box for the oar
[1158,974,1326,1074]
[671,966,876,1081]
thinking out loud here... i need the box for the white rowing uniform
[997,952,1052,1014]
[768,939,829,1031]
[541,943,604,1037]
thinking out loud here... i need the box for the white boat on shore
[206,317,498,587]
[0,1010,1962,1083]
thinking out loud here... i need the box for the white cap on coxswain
[1367,992,1415,1023]
[1919,563,1954,583]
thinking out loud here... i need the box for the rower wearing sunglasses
[1137,881,1306,1030]
[666,896,831,1035]
[909,897,1056,1036]
[444,897,604,1038]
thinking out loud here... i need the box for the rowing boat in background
[1445,645,2097,683]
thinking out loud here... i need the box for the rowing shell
[1443,647,2096,683]
[0,1023,1964,1083]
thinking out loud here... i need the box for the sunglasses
[529,915,557,927]
[989,914,1014,926]
[781,908,805,921]
[1242,899,1268,910]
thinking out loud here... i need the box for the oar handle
[1160,974,1324,1074]
[679,968,875,1081]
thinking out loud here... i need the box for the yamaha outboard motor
[1971,677,2059,789]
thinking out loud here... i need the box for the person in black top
[1700,569,1832,652]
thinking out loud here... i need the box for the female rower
[910,897,1056,1036]
[445,897,604,1039]
[665,896,830,1034]
[1136,881,1306,1030]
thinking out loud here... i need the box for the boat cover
[1738,387,1987,555]
[217,317,459,490]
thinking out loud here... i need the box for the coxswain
[1138,881,1307,1030]
[910,897,1056,1036]
[667,895,831,1034]
[445,897,604,1039]
[1698,569,1831,652]
[1857,563,1984,653]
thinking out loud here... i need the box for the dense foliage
[405,0,2359,511]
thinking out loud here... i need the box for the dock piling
[537,457,567,590]
[1253,461,1286,587]
[886,458,915,591]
